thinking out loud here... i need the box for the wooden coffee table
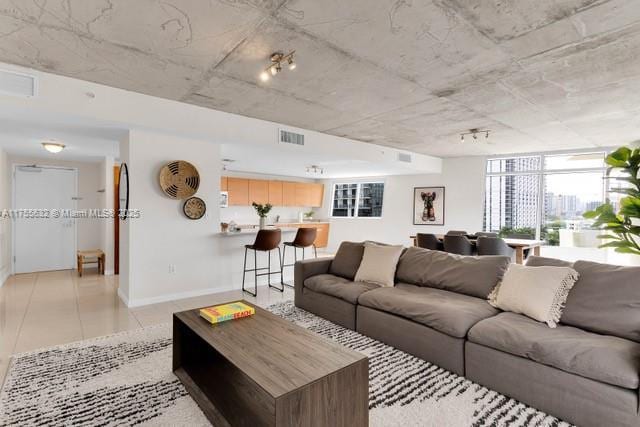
[173,301,368,426]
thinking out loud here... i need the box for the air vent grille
[279,129,305,146]
[0,70,36,97]
[398,153,412,163]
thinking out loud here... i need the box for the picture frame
[413,186,445,225]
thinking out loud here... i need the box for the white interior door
[14,166,77,273]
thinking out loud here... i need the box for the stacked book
[199,302,255,324]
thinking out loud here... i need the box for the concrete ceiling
[0,1,639,157]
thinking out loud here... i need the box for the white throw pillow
[488,264,579,328]
[354,242,404,287]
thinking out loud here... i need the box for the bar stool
[281,228,317,287]
[242,229,283,297]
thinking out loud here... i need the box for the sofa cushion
[468,312,640,389]
[395,246,511,299]
[329,241,364,280]
[304,274,379,304]
[560,260,640,342]
[357,283,499,338]
[354,242,404,287]
[526,256,574,268]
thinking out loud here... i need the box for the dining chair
[446,230,468,236]
[443,235,474,256]
[477,236,515,261]
[416,233,443,251]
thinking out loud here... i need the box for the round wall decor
[183,197,206,220]
[159,160,200,199]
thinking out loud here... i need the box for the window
[332,182,384,218]
[484,152,606,246]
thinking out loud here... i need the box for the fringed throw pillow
[488,264,579,328]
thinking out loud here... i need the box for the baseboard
[121,284,238,308]
[117,287,130,306]
[0,270,9,288]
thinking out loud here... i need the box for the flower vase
[259,216,266,229]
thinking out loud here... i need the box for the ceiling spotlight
[42,141,65,153]
[460,128,491,143]
[306,165,324,175]
[259,51,296,81]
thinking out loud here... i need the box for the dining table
[409,234,544,264]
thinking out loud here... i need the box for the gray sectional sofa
[294,242,640,427]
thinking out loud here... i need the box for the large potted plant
[252,202,273,229]
[584,146,640,255]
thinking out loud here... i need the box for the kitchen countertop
[217,227,299,236]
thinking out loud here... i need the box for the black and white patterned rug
[0,301,571,426]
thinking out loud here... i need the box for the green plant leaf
[607,147,631,166]
[599,241,633,249]
[614,246,640,255]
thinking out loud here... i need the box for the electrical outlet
[169,264,176,274]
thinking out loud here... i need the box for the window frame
[330,181,385,219]
[484,149,611,240]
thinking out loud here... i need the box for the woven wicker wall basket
[159,160,200,199]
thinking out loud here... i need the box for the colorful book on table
[199,302,255,324]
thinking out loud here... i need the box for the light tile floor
[0,268,293,386]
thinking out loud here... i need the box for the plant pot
[259,217,266,229]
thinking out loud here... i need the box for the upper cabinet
[282,182,297,206]
[223,176,323,207]
[268,181,283,206]
[248,179,269,205]
[227,178,249,205]
[308,183,324,207]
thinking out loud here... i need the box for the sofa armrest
[294,257,334,304]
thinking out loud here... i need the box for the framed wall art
[413,186,445,225]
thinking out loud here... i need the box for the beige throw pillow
[488,264,579,328]
[354,242,404,287]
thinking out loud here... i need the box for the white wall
[0,148,10,286]
[9,155,103,254]
[98,156,115,274]
[220,171,319,226]
[318,157,487,251]
[118,129,223,306]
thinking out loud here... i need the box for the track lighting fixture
[460,128,491,143]
[259,51,296,81]
[305,165,324,175]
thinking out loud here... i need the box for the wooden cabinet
[282,182,297,206]
[295,183,309,207]
[222,177,324,208]
[248,179,269,205]
[308,183,324,208]
[268,180,283,206]
[227,178,249,205]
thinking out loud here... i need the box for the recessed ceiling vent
[279,129,304,146]
[397,152,412,163]
[0,69,37,97]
